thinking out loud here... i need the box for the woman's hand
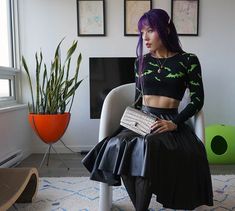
[151,118,177,133]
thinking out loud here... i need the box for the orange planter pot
[28,113,71,144]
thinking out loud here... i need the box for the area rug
[11,175,235,211]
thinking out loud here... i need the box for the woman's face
[141,25,164,53]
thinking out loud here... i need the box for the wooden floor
[17,153,89,177]
[17,153,235,177]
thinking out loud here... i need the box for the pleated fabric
[82,106,213,210]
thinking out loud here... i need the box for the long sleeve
[134,59,142,109]
[172,54,204,124]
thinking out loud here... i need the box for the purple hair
[136,9,183,75]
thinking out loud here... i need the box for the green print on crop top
[134,52,204,124]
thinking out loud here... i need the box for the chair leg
[51,145,70,170]
[46,144,52,166]
[99,182,112,211]
[39,145,51,169]
[39,144,70,170]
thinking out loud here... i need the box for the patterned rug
[11,175,235,211]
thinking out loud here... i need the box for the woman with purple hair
[83,9,213,210]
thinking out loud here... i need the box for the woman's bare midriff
[143,95,180,109]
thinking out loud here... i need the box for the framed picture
[124,0,152,36]
[171,0,199,36]
[77,0,105,36]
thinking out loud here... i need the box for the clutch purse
[120,106,156,136]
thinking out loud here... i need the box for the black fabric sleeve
[134,59,142,109]
[172,54,204,124]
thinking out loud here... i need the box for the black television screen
[90,57,136,119]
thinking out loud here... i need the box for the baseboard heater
[0,150,23,168]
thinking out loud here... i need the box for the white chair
[98,83,205,211]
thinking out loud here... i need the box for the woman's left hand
[151,118,177,133]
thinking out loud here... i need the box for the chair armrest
[99,83,135,141]
[194,110,205,144]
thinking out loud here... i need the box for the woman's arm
[172,53,204,125]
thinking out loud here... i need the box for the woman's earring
[168,18,171,24]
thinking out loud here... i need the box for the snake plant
[22,39,83,114]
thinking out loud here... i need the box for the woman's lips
[146,43,151,48]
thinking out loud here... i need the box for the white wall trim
[0,103,27,113]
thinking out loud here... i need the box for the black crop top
[135,52,204,124]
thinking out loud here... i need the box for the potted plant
[22,39,83,144]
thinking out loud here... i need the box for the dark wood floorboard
[17,153,235,177]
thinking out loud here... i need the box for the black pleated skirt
[82,106,213,210]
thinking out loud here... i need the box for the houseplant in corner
[22,39,83,167]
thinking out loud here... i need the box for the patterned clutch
[120,106,156,136]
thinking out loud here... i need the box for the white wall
[18,0,235,152]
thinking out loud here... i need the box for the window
[0,0,12,67]
[0,0,20,107]
[0,66,16,102]
[0,79,12,98]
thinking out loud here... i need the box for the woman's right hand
[151,118,177,133]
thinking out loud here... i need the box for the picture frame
[77,0,106,36]
[171,0,199,36]
[124,0,152,36]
